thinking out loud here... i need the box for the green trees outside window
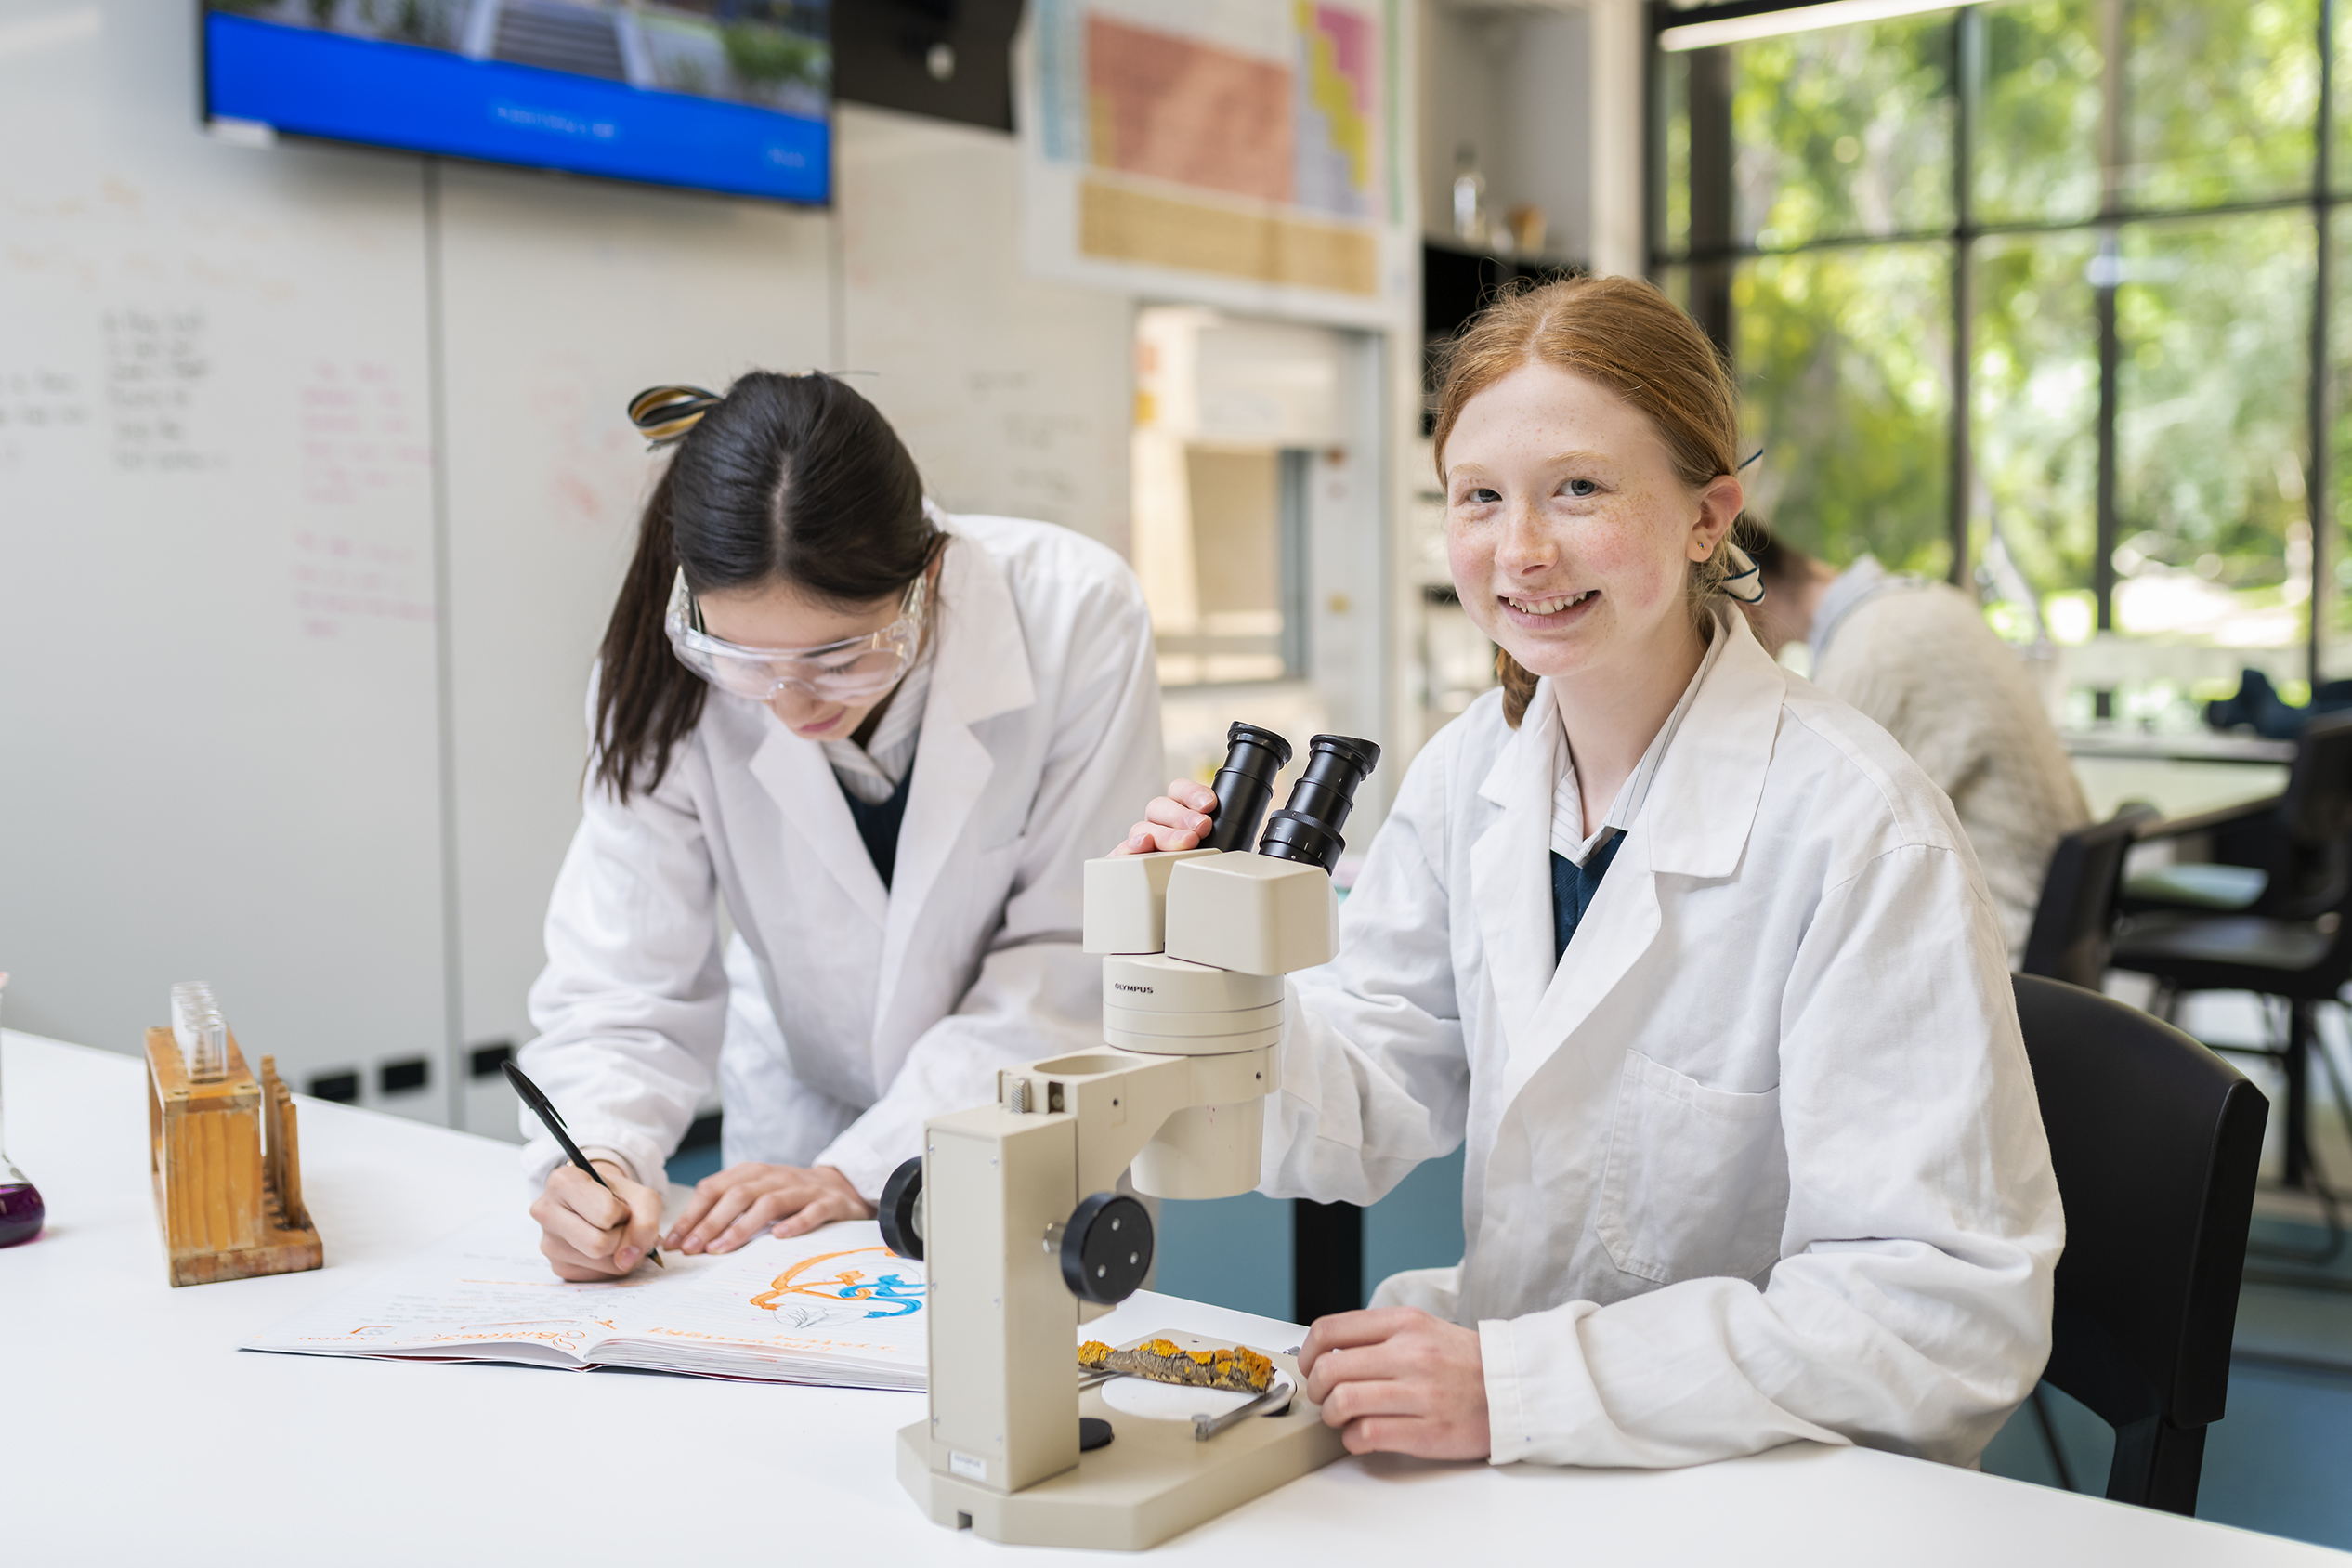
[1655,0,2346,685]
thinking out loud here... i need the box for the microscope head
[1077,726,1380,1200]
[1083,727,1382,973]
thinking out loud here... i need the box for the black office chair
[2110,744,2352,1225]
[2020,805,2159,990]
[2015,974,2267,1514]
[2123,709,2352,918]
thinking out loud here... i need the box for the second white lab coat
[1267,610,2063,1469]
[518,512,1165,1201]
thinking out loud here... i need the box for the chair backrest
[2013,974,2267,1514]
[2274,711,2352,915]
[2283,709,2352,846]
[2021,806,2156,990]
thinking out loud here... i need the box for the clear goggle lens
[664,569,922,703]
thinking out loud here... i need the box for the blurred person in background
[1743,530,2088,964]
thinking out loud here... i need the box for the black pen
[503,1058,663,1270]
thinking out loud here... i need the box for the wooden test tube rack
[145,1026,322,1287]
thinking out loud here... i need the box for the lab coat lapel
[1470,695,1564,1066]
[877,532,1037,1016]
[1505,831,1660,1108]
[748,713,889,926]
[1488,616,1783,1107]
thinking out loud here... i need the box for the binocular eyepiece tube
[1203,722,1292,853]
[1259,734,1381,872]
[1203,722,1382,873]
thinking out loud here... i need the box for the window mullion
[2309,0,2335,685]
[1952,5,1981,588]
[2092,0,2125,687]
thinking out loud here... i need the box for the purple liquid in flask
[0,973,39,1247]
[0,1179,41,1248]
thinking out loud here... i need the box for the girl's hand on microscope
[664,1163,874,1254]
[1113,778,1219,856]
[1299,1307,1492,1461]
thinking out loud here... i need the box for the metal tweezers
[1076,1365,1298,1440]
[1191,1377,1295,1441]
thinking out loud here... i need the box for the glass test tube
[171,980,228,1082]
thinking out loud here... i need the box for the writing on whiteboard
[0,367,94,473]
[105,307,221,475]
[292,359,436,639]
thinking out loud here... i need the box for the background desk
[3,1034,2341,1567]
[2066,725,2294,827]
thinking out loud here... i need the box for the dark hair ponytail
[591,372,938,798]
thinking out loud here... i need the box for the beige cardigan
[1810,562,2088,961]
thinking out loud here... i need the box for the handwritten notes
[104,307,221,476]
[246,1213,928,1389]
[0,366,94,473]
[292,359,436,638]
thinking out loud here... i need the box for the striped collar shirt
[825,645,933,804]
[1549,622,1728,865]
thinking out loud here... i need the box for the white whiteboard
[0,5,451,1095]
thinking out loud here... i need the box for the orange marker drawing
[751,1246,926,1319]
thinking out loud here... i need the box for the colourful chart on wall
[1023,0,1408,325]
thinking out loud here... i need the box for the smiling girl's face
[1444,359,1742,691]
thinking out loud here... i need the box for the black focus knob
[878,1156,925,1261]
[1060,1192,1154,1304]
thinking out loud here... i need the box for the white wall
[838,107,1134,552]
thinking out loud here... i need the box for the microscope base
[897,1375,1347,1549]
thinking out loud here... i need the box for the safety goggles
[665,568,927,703]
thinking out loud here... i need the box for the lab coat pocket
[1596,1052,1788,1286]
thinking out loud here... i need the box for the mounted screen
[202,2,831,206]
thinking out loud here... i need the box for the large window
[1655,0,2345,703]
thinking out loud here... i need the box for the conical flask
[0,973,46,1248]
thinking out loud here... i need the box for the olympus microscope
[878,724,1379,1550]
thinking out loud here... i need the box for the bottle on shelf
[1451,144,1488,248]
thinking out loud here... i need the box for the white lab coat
[518,512,1165,1201]
[1267,609,2063,1469]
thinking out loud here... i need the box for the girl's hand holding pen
[530,1160,666,1280]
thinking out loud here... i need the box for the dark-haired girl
[519,373,1163,1279]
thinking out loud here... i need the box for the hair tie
[628,384,723,450]
[1720,539,1767,604]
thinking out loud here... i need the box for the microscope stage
[898,1340,1347,1550]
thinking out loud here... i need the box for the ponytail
[1496,648,1540,730]
[592,462,706,800]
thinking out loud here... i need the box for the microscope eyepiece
[1203,721,1293,853]
[1257,734,1381,872]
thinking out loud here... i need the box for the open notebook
[245,1211,926,1389]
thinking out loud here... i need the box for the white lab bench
[2,1033,2342,1566]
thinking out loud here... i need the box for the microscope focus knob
[1060,1192,1154,1304]
[878,1156,925,1261]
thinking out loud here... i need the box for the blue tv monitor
[203,2,830,206]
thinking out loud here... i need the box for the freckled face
[1443,362,1731,686]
